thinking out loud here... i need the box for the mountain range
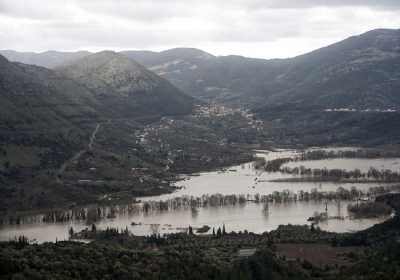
[2,28,400,110]
[124,29,400,110]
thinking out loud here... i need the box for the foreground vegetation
[0,230,303,280]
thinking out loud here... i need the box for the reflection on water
[0,149,394,243]
[0,200,389,243]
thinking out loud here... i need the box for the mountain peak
[57,51,156,95]
[160,48,215,59]
[361,28,400,36]
[82,50,141,66]
[344,28,400,51]
[92,50,119,57]
[57,50,194,118]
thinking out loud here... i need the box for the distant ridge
[3,28,400,109]
[0,50,91,68]
[124,28,400,110]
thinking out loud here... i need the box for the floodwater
[283,158,400,173]
[0,149,394,243]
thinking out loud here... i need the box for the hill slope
[57,51,195,118]
[0,54,99,134]
[0,54,101,208]
[260,28,400,109]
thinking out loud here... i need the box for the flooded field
[0,148,396,243]
[283,158,400,173]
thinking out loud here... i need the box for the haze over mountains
[2,28,400,110]
[0,50,91,69]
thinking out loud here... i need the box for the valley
[1,27,400,280]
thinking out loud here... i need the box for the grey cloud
[0,0,399,58]
[0,1,72,20]
[235,0,400,10]
[2,0,400,20]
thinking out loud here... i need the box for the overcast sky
[0,0,399,58]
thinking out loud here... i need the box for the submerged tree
[217,227,222,237]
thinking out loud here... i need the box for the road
[56,123,101,183]
[88,123,101,150]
